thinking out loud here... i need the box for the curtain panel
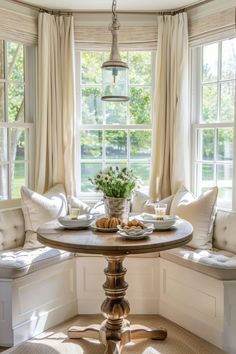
[35,12,76,195]
[149,13,190,201]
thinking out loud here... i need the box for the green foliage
[89,166,139,198]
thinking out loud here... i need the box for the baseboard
[12,299,78,346]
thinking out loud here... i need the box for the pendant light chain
[112,0,117,21]
[101,0,129,102]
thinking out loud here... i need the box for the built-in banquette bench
[0,186,236,354]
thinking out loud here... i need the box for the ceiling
[18,0,205,11]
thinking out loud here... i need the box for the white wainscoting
[0,258,77,347]
[76,256,159,315]
[159,258,225,349]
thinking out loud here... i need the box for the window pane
[7,42,24,82]
[202,84,217,122]
[220,82,235,122]
[82,87,103,124]
[81,162,102,192]
[0,83,4,122]
[217,164,232,206]
[129,52,151,85]
[12,162,25,198]
[198,129,214,161]
[197,163,215,194]
[0,164,8,200]
[105,101,127,124]
[105,130,127,159]
[8,82,24,122]
[217,128,233,161]
[81,52,102,84]
[130,163,150,186]
[10,128,25,161]
[105,162,127,169]
[130,87,151,124]
[0,40,4,79]
[202,42,218,82]
[0,128,7,162]
[130,130,151,159]
[221,38,236,80]
[202,163,214,181]
[80,130,102,159]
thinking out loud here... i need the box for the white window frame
[0,41,36,200]
[75,50,155,200]
[191,39,236,210]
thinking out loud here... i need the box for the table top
[37,219,193,256]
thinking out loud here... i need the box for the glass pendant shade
[102,63,129,102]
[101,0,129,102]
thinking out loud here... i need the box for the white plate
[90,221,118,233]
[58,215,94,229]
[118,229,153,240]
[136,214,178,230]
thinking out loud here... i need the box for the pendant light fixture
[101,0,129,102]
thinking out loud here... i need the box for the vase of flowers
[90,166,139,222]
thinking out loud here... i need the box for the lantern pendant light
[101,0,129,102]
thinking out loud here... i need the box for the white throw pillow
[21,184,67,249]
[170,185,218,249]
[131,190,174,214]
[70,196,92,214]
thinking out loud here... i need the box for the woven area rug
[3,315,227,354]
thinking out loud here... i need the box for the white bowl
[58,214,94,228]
[117,223,153,236]
[137,214,178,230]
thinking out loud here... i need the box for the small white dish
[118,229,153,240]
[117,223,153,236]
[58,214,94,229]
[90,221,118,233]
[137,214,178,230]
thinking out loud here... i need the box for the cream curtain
[149,13,190,201]
[35,12,76,195]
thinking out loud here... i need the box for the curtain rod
[6,0,214,14]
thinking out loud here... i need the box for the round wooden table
[37,219,193,354]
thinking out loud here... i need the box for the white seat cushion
[160,247,236,280]
[0,247,73,279]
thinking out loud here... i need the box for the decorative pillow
[170,185,218,249]
[70,196,92,214]
[131,190,174,214]
[21,184,67,249]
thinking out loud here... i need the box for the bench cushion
[0,247,73,279]
[160,247,236,280]
[0,208,25,251]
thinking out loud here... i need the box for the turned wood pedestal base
[68,256,167,354]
